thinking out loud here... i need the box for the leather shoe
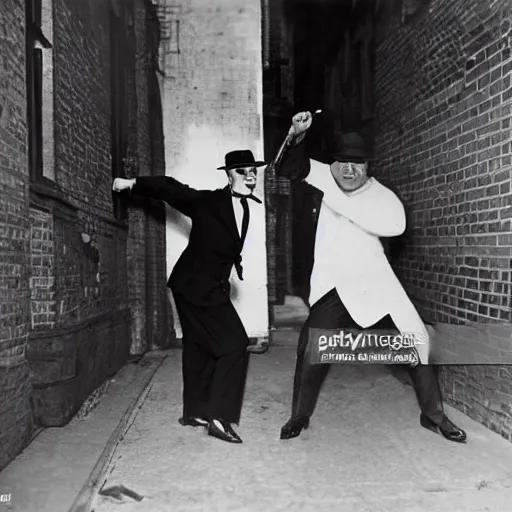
[420,413,467,443]
[280,415,310,440]
[208,420,243,443]
[179,416,208,428]
[247,340,269,354]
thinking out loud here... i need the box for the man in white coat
[277,111,466,443]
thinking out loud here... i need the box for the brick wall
[0,0,34,471]
[125,0,148,354]
[0,0,167,468]
[52,0,112,210]
[47,0,128,321]
[374,0,512,439]
[29,209,55,328]
[144,1,173,348]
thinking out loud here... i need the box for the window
[26,0,54,182]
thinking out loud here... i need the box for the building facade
[0,0,170,471]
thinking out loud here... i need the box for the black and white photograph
[1,0,512,511]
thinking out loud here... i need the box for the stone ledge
[26,309,131,427]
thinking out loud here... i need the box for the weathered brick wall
[52,0,112,210]
[125,0,170,353]
[124,0,148,354]
[50,0,129,323]
[263,0,295,306]
[29,209,55,329]
[0,0,167,468]
[374,0,512,439]
[143,0,172,348]
[0,0,35,470]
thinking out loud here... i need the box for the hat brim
[217,161,268,170]
[326,152,375,163]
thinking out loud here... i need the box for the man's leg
[408,365,444,424]
[281,289,356,439]
[374,314,466,443]
[174,298,215,425]
[174,297,249,442]
[203,302,250,426]
[408,365,465,441]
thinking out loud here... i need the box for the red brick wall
[0,0,34,471]
[374,0,512,439]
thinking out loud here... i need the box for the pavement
[90,347,512,512]
[0,352,167,512]
[1,293,512,512]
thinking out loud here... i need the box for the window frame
[26,0,52,183]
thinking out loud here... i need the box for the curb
[68,353,167,512]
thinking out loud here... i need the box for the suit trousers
[291,288,445,424]
[174,295,250,425]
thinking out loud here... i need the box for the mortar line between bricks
[67,353,167,512]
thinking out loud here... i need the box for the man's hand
[289,111,313,138]
[112,177,136,193]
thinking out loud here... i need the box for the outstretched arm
[112,176,208,217]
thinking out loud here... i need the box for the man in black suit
[112,150,266,444]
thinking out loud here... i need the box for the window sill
[29,178,129,231]
[30,178,77,211]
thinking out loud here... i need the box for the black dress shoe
[179,416,208,427]
[420,413,467,443]
[208,420,243,443]
[280,415,310,440]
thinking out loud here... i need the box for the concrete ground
[91,346,512,512]
[1,296,512,512]
[0,353,167,512]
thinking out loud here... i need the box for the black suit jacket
[275,141,322,305]
[131,176,251,307]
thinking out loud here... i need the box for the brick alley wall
[50,0,128,324]
[0,0,34,471]
[374,0,512,439]
[125,0,172,353]
[0,0,168,470]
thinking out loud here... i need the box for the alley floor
[92,347,512,512]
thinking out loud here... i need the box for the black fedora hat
[326,131,374,162]
[217,150,267,170]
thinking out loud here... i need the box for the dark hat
[326,131,374,162]
[217,150,267,170]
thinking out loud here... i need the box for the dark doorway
[263,0,377,305]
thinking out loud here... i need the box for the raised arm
[274,111,313,182]
[112,176,209,217]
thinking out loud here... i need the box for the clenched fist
[112,177,136,193]
[288,111,313,138]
